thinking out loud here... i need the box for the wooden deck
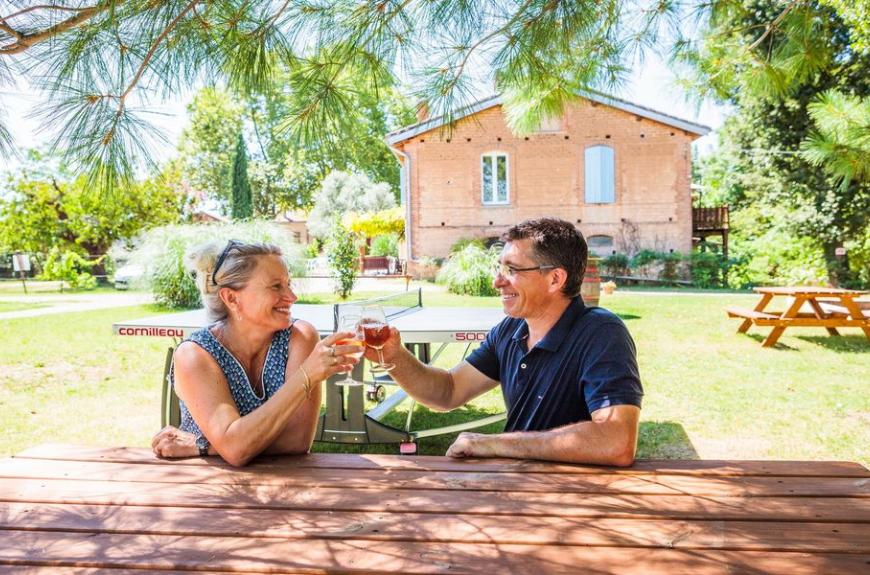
[1,444,869,574]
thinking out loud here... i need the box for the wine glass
[335,308,365,386]
[360,304,395,372]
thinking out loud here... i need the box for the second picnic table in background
[726,286,870,347]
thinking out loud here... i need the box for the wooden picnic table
[1,444,869,574]
[726,286,870,347]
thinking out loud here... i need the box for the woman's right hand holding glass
[302,331,361,382]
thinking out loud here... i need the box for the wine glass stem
[377,348,385,367]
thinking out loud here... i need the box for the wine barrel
[581,256,601,307]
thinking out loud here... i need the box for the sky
[0,50,727,175]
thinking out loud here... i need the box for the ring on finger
[329,346,335,357]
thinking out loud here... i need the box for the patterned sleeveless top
[171,324,293,451]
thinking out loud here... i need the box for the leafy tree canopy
[0,155,185,272]
[307,171,395,239]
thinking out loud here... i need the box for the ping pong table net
[332,288,423,331]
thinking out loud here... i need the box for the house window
[584,145,615,204]
[587,235,614,257]
[481,152,509,205]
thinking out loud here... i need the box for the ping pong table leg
[160,346,181,428]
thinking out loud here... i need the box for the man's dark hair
[501,218,588,297]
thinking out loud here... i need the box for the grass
[1,288,868,467]
[0,280,120,295]
[0,301,48,313]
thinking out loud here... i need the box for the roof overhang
[386,90,711,146]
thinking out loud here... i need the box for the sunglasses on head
[212,240,244,286]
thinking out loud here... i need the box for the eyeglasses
[212,240,243,286]
[492,262,556,278]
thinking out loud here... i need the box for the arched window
[584,145,615,204]
[481,152,509,205]
[587,235,614,257]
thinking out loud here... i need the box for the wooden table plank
[2,477,869,522]
[2,570,280,575]
[3,502,868,553]
[12,444,870,477]
[3,458,868,497]
[2,529,870,574]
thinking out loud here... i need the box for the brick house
[385,92,710,268]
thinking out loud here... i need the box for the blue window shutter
[585,146,614,203]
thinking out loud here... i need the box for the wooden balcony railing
[693,206,729,231]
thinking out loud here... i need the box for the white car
[113,264,144,290]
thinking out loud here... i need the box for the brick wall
[396,100,697,260]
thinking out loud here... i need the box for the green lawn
[1,289,867,466]
[0,301,48,313]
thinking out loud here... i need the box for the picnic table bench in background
[2,444,869,573]
[726,286,870,347]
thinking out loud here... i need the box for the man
[367,218,642,465]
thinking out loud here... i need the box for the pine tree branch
[3,4,92,21]
[0,1,120,55]
[748,0,803,52]
[119,0,200,102]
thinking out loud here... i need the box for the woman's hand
[152,426,200,459]
[301,331,361,382]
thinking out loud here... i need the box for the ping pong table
[113,289,507,452]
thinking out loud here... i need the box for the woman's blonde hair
[186,240,284,321]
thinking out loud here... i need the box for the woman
[151,240,357,466]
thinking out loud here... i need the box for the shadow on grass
[637,421,699,460]
[795,334,870,353]
[615,313,641,321]
[744,333,798,350]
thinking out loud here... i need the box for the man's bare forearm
[460,419,637,466]
[388,346,458,411]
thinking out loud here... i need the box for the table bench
[2,444,868,573]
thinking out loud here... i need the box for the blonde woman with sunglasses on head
[151,240,359,467]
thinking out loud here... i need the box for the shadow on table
[637,421,699,460]
[796,334,870,353]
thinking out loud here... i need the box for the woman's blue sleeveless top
[171,325,291,450]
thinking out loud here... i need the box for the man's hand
[151,426,200,459]
[446,432,496,458]
[361,326,404,365]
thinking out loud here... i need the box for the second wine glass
[360,304,395,372]
[335,308,365,386]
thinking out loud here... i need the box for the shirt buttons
[520,363,527,369]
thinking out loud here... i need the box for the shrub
[39,247,98,290]
[326,218,357,299]
[436,244,499,296]
[124,221,306,308]
[450,237,487,254]
[689,251,728,288]
[658,252,684,283]
[370,233,399,258]
[601,253,630,276]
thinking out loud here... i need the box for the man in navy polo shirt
[369,218,643,466]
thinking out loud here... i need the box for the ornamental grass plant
[121,221,306,308]
[437,244,500,297]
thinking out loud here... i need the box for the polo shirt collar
[511,296,586,352]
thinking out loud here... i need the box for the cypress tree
[230,134,253,220]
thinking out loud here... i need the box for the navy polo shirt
[466,297,642,432]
